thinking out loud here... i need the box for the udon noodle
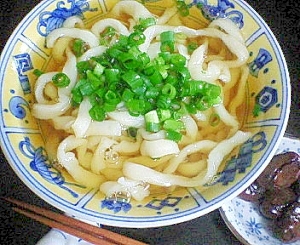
[32,1,251,201]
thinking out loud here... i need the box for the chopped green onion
[66,17,222,142]
[122,88,135,102]
[145,110,161,132]
[33,69,44,77]
[162,83,177,99]
[138,53,151,67]
[100,26,116,46]
[87,70,102,89]
[105,68,120,83]
[128,32,146,45]
[209,113,220,127]
[79,80,94,96]
[160,31,175,52]
[89,104,106,121]
[134,17,156,32]
[93,63,105,77]
[176,0,190,17]
[104,90,120,105]
[71,89,83,105]
[52,73,71,88]
[103,102,116,112]
[187,42,198,54]
[77,61,94,76]
[165,129,182,142]
[118,53,140,70]
[170,53,186,68]
[126,99,146,116]
[72,39,87,57]
[157,108,172,122]
[163,119,185,132]
[145,87,160,99]
[127,127,138,138]
[157,95,172,109]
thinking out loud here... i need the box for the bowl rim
[0,0,291,228]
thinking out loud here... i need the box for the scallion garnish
[160,31,175,52]
[69,18,222,141]
[52,72,71,88]
[33,69,44,77]
[176,0,190,17]
[72,39,88,57]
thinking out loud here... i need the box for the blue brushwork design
[207,131,267,185]
[13,53,33,94]
[245,217,263,236]
[189,0,244,28]
[249,48,273,78]
[37,0,97,37]
[145,196,182,211]
[254,86,278,116]
[19,137,85,198]
[101,199,132,213]
[9,96,30,119]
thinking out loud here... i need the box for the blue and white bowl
[0,0,290,227]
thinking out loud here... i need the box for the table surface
[0,0,299,244]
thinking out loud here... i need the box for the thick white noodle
[33,51,77,119]
[57,135,105,187]
[157,6,178,25]
[32,94,70,120]
[139,25,198,53]
[110,0,153,23]
[46,27,99,48]
[140,128,166,141]
[112,132,142,155]
[63,15,84,28]
[100,177,150,201]
[208,18,244,43]
[147,42,161,60]
[163,140,217,174]
[51,116,75,131]
[176,43,190,60]
[214,103,239,134]
[228,65,249,116]
[91,18,130,37]
[107,111,145,128]
[59,49,77,96]
[71,98,92,138]
[124,131,251,187]
[85,120,122,137]
[123,161,207,187]
[78,46,107,62]
[90,137,117,174]
[34,72,58,104]
[204,130,252,181]
[140,139,180,158]
[180,114,198,144]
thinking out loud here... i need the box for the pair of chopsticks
[3,197,147,245]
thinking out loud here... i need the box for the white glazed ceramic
[220,137,300,245]
[0,0,290,227]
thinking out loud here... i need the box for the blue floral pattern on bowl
[37,0,97,36]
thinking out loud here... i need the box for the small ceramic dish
[220,137,300,245]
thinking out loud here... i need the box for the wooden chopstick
[3,197,147,245]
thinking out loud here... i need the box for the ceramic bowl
[0,0,290,227]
